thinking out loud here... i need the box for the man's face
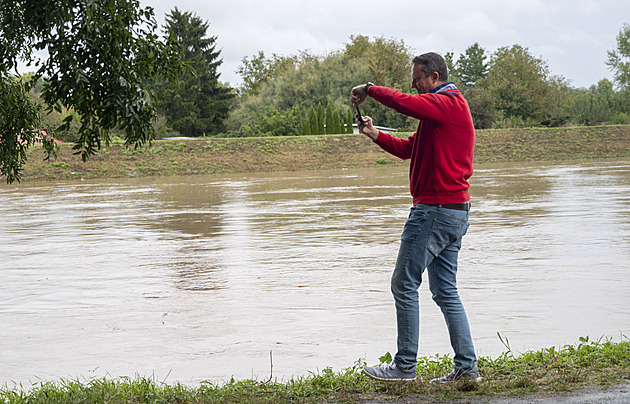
[411,64,439,94]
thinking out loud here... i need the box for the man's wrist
[364,82,373,96]
[367,129,379,142]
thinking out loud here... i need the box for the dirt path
[357,383,630,403]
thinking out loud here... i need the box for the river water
[1,160,629,386]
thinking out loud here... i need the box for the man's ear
[432,71,441,83]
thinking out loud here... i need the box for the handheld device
[354,105,365,127]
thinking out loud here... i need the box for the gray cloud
[143,0,629,88]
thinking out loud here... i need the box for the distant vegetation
[18,125,630,182]
[2,0,630,183]
[28,25,630,145]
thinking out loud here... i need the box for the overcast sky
[146,0,628,89]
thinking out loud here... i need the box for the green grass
[2,335,628,403]
[18,125,630,182]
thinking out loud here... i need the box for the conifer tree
[154,8,234,136]
[309,106,318,135]
[332,109,341,134]
[325,102,334,134]
[302,119,311,135]
[317,102,325,134]
[456,43,489,88]
[346,107,354,134]
[444,51,460,83]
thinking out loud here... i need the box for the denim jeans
[391,204,476,370]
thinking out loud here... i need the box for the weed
[0,336,629,403]
[379,352,393,364]
[174,142,188,151]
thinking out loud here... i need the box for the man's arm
[351,83,414,159]
[369,86,452,124]
[356,114,415,160]
[375,131,415,160]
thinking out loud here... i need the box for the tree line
[229,33,630,136]
[2,1,630,182]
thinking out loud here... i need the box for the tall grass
[2,335,628,403]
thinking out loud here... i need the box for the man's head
[411,52,448,94]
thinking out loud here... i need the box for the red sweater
[369,85,475,205]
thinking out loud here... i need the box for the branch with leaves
[0,0,184,183]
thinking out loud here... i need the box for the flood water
[1,160,629,386]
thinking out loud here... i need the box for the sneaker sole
[362,368,416,382]
[430,376,482,384]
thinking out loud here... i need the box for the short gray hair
[412,52,448,82]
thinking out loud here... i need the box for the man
[350,52,480,383]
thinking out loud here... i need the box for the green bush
[613,112,630,124]
[567,92,614,125]
[240,106,304,137]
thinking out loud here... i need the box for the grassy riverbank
[18,125,630,181]
[1,336,629,403]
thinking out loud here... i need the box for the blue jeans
[391,204,476,370]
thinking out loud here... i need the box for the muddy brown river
[1,160,629,386]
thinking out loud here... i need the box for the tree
[607,22,630,89]
[236,51,270,96]
[566,79,617,125]
[364,36,412,90]
[229,35,416,137]
[325,102,334,134]
[480,45,558,125]
[317,102,325,135]
[456,43,489,88]
[0,0,182,183]
[308,106,318,135]
[332,109,342,134]
[236,51,298,96]
[1,76,49,182]
[302,119,311,136]
[444,52,460,84]
[154,8,234,136]
[462,86,497,129]
[345,108,353,134]
[241,106,302,137]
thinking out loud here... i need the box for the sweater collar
[431,81,457,94]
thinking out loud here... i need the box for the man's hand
[351,84,369,106]
[357,115,379,141]
[351,83,378,140]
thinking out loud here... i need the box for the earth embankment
[19,125,630,181]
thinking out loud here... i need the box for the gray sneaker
[362,362,416,382]
[430,365,482,383]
